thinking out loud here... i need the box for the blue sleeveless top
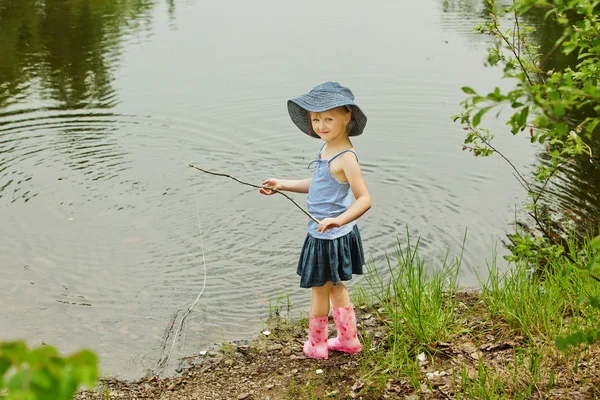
[306,144,358,240]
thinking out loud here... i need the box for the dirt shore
[76,293,600,400]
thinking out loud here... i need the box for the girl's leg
[311,282,332,316]
[304,282,332,359]
[328,282,361,354]
[329,282,351,309]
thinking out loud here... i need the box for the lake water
[0,0,550,378]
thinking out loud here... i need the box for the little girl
[260,82,371,359]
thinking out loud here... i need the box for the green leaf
[518,107,529,127]
[462,86,477,95]
[535,115,549,128]
[545,8,557,19]
[30,370,53,390]
[588,296,600,309]
[0,358,12,381]
[555,122,569,136]
[590,235,600,249]
[563,43,578,55]
[69,350,98,387]
[556,335,569,350]
[6,370,32,391]
[553,104,566,118]
[473,107,493,127]
[4,390,36,400]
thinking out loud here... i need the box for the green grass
[477,238,600,348]
[287,376,319,400]
[354,231,462,384]
[352,230,600,399]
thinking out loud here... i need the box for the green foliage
[454,0,600,352]
[556,234,600,350]
[362,233,460,346]
[479,237,600,345]
[0,341,98,399]
[356,230,461,390]
[353,232,600,396]
[455,0,599,167]
[453,0,599,247]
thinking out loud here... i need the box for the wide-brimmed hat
[287,81,367,138]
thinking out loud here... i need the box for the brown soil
[76,293,600,400]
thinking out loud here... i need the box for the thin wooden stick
[189,164,320,224]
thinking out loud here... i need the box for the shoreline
[75,289,600,400]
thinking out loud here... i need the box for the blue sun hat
[287,81,367,138]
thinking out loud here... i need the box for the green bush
[453,0,600,351]
[0,341,98,400]
[454,0,600,267]
[556,234,600,350]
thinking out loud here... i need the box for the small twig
[493,19,533,86]
[512,1,518,57]
[467,126,600,280]
[189,164,320,224]
[513,1,521,58]
[467,122,531,191]
[512,172,531,193]
[533,160,569,205]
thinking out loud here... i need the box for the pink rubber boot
[328,305,362,354]
[303,315,328,359]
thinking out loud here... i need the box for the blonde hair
[306,106,353,136]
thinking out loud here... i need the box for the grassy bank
[261,233,600,399]
[348,234,600,398]
[75,234,600,399]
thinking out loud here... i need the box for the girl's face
[310,107,351,142]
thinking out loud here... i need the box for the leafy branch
[455,0,600,350]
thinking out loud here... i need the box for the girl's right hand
[260,178,281,195]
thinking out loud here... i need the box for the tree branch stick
[467,122,531,191]
[513,0,521,58]
[189,164,320,224]
[493,19,533,86]
[533,160,568,205]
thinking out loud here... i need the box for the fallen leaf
[351,381,365,392]
[480,342,512,352]
[426,371,447,379]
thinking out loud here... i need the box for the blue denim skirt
[296,225,365,288]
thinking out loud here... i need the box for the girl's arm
[260,178,312,195]
[317,153,371,233]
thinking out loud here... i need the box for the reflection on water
[0,0,162,377]
[532,11,600,236]
[442,0,600,236]
[519,8,600,236]
[0,0,155,109]
[0,0,157,202]
[441,0,492,17]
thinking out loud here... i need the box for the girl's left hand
[317,217,341,233]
